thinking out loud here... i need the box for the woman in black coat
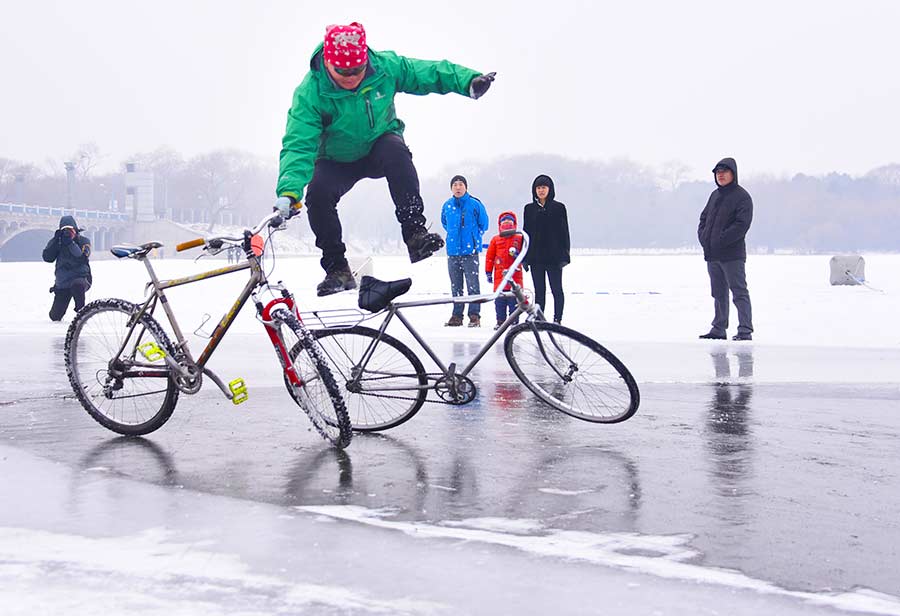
[522,174,570,323]
[42,215,92,321]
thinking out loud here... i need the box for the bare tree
[659,160,693,191]
[186,149,264,232]
[71,142,103,180]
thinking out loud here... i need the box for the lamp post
[64,161,76,210]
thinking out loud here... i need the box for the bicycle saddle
[358,275,412,312]
[110,242,163,259]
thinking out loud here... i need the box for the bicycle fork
[257,294,304,389]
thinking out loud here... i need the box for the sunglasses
[333,64,366,77]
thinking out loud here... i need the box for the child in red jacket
[485,211,524,330]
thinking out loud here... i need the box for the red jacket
[485,211,524,291]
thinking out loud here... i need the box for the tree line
[2,145,898,252]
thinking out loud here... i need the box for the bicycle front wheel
[276,310,352,448]
[311,326,428,432]
[504,321,639,423]
[65,298,179,436]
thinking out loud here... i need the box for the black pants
[530,265,564,322]
[49,278,90,321]
[305,133,427,273]
[707,260,753,335]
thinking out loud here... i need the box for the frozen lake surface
[1,253,899,614]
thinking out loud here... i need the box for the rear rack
[298,307,372,329]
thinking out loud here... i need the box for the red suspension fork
[261,297,303,386]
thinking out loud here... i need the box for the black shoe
[699,332,727,340]
[406,231,445,263]
[316,266,357,297]
[732,333,752,341]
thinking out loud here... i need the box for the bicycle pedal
[137,341,167,362]
[228,377,249,405]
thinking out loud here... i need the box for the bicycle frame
[346,231,557,393]
[114,241,295,400]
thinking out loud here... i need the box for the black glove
[469,72,496,100]
[486,272,493,284]
[523,263,529,272]
[60,231,73,245]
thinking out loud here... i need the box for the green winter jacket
[276,45,481,200]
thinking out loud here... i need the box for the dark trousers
[49,278,89,321]
[448,254,481,317]
[707,260,753,335]
[530,265,564,322]
[305,133,426,273]
[494,295,518,323]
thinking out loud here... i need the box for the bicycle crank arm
[202,367,237,400]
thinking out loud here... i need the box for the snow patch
[298,506,900,616]
[0,526,445,616]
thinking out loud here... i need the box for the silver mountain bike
[63,208,352,448]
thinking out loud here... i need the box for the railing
[0,202,131,222]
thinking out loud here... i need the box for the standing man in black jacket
[43,215,92,321]
[522,174,570,323]
[698,157,754,341]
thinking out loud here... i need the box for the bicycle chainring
[434,374,477,405]
[175,363,203,394]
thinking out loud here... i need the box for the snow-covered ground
[5,250,899,385]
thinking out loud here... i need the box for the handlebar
[176,238,205,252]
[174,210,292,253]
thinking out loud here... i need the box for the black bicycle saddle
[358,275,412,312]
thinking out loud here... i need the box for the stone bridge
[0,202,131,254]
[0,203,212,261]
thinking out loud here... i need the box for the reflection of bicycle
[311,231,639,431]
[63,210,352,448]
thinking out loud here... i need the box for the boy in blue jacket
[441,175,489,327]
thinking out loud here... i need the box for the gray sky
[4,0,900,180]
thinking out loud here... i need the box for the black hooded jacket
[522,174,571,267]
[42,215,92,289]
[698,157,753,262]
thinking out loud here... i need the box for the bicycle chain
[349,372,465,406]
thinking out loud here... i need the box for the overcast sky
[4,0,900,181]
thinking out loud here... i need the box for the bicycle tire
[276,310,352,448]
[65,298,179,436]
[504,321,640,423]
[310,326,428,432]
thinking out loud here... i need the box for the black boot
[406,230,445,263]
[316,266,357,297]
[699,331,727,340]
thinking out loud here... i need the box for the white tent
[829,255,865,285]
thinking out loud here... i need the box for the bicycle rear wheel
[311,326,428,432]
[65,298,179,436]
[504,321,639,423]
[275,310,352,448]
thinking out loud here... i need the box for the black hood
[531,174,556,202]
[712,157,739,187]
[58,215,79,231]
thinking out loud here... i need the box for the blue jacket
[441,192,489,256]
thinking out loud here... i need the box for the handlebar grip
[176,238,205,252]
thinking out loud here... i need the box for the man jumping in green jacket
[275,22,496,296]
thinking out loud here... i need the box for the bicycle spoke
[505,322,639,423]
[66,300,177,435]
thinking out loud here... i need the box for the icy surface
[2,252,899,614]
